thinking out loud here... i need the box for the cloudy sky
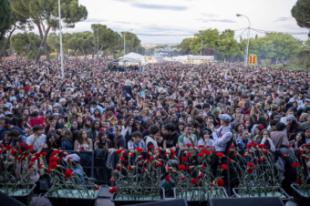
[64,0,309,45]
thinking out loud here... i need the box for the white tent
[119,52,146,66]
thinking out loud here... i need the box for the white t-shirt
[197,138,214,147]
[26,134,47,152]
[145,136,158,149]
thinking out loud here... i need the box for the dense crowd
[0,59,310,181]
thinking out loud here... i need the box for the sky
[63,0,309,45]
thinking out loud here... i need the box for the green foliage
[178,28,242,60]
[0,0,11,39]
[292,0,310,36]
[178,29,304,66]
[67,32,94,55]
[45,24,143,57]
[92,24,122,55]
[248,32,302,64]
[47,33,60,53]
[217,29,241,60]
[11,32,41,59]
[10,0,88,59]
[121,32,143,54]
[291,39,310,71]
[178,38,193,54]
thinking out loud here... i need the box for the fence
[66,149,111,184]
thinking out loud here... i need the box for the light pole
[123,29,133,56]
[58,0,64,79]
[123,32,126,56]
[236,13,251,66]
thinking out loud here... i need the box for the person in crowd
[270,122,289,149]
[178,124,198,147]
[60,128,74,150]
[26,125,47,152]
[127,131,146,150]
[161,123,179,148]
[213,114,233,152]
[234,123,248,153]
[260,130,276,152]
[46,130,60,150]
[294,128,310,148]
[64,153,85,184]
[197,129,214,148]
[74,129,93,152]
[145,125,161,150]
[94,131,112,150]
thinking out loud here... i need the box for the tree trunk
[36,25,51,62]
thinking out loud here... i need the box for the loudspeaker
[0,192,26,206]
[209,197,284,206]
[124,199,188,206]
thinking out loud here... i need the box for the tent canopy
[119,52,145,65]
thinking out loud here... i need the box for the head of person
[81,129,88,140]
[262,130,270,138]
[275,122,286,131]
[235,123,244,133]
[47,131,58,147]
[150,125,163,143]
[203,129,212,140]
[32,125,43,135]
[64,153,81,167]
[184,125,193,136]
[219,114,232,126]
[203,103,211,112]
[131,131,143,144]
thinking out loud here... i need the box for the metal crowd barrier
[65,149,111,184]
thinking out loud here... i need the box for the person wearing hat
[26,125,47,152]
[64,154,85,184]
[212,114,233,152]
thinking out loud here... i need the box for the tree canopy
[10,0,88,60]
[291,0,310,36]
[92,24,122,56]
[0,0,11,40]
[11,32,41,59]
[178,28,242,61]
[248,32,302,64]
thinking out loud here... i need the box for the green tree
[122,32,143,54]
[0,0,11,58]
[292,39,310,71]
[292,0,310,36]
[249,33,302,64]
[0,0,11,40]
[0,1,30,58]
[10,0,87,60]
[178,29,241,59]
[194,29,220,55]
[66,32,94,56]
[178,38,194,54]
[217,29,241,61]
[47,33,60,54]
[11,32,41,59]
[91,24,122,56]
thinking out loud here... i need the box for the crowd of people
[0,58,309,183]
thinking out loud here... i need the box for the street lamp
[58,0,64,79]
[236,13,251,66]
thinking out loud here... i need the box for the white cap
[64,154,80,162]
